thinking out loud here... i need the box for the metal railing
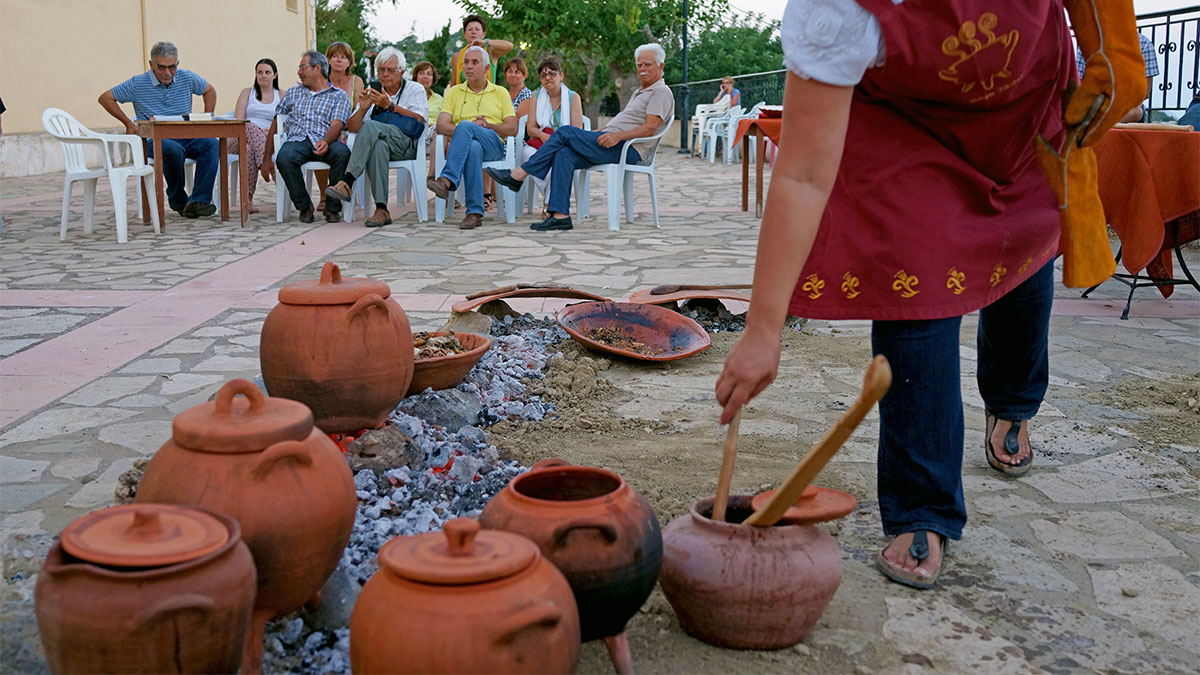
[665,69,786,121]
[1137,6,1200,115]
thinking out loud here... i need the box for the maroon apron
[788,0,1075,321]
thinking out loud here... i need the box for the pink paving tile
[0,290,158,307]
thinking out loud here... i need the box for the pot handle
[213,379,267,418]
[550,518,618,549]
[251,440,314,481]
[135,594,216,631]
[318,261,342,285]
[530,458,570,471]
[493,602,563,646]
[346,294,389,322]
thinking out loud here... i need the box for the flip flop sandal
[985,413,1034,476]
[875,530,945,590]
[483,193,497,211]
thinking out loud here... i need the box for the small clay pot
[351,518,581,674]
[407,331,492,396]
[479,459,662,643]
[260,261,413,433]
[136,379,357,673]
[36,505,256,674]
[659,496,842,649]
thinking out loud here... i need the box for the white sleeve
[781,0,886,87]
[399,83,429,119]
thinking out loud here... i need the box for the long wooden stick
[744,356,892,527]
[712,411,741,522]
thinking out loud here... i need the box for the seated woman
[316,41,365,212]
[521,57,584,219]
[714,76,741,107]
[413,61,444,179]
[231,58,280,214]
[479,57,534,211]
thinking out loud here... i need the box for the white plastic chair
[42,108,160,243]
[577,114,674,231]
[364,124,435,223]
[273,114,361,223]
[520,116,592,216]
[136,158,222,219]
[702,106,743,163]
[688,99,729,154]
[433,115,525,224]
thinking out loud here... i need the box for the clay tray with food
[556,301,711,362]
[407,331,492,395]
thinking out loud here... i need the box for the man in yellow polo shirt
[427,46,517,230]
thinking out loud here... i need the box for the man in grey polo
[99,41,219,218]
[324,46,428,227]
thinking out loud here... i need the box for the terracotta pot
[479,459,662,647]
[407,331,492,396]
[136,379,357,673]
[659,496,842,649]
[557,301,711,362]
[36,505,255,674]
[260,261,413,433]
[351,518,580,674]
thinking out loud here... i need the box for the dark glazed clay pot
[659,496,842,649]
[479,459,661,672]
[351,519,581,674]
[260,261,413,433]
[135,379,357,673]
[36,505,255,674]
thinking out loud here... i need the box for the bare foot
[881,532,943,581]
[989,418,1032,465]
[511,167,529,181]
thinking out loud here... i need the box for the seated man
[1076,32,1159,123]
[426,46,518,230]
[325,47,428,227]
[488,43,674,231]
[99,41,218,218]
[261,51,352,223]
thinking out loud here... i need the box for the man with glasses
[99,41,219,218]
[324,47,427,227]
[487,43,674,231]
[261,51,352,224]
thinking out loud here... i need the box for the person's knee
[193,138,218,159]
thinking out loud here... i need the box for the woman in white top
[232,58,280,213]
[521,57,584,219]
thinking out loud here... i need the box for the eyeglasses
[298,63,318,71]
[153,62,178,71]
[538,71,561,79]
[378,66,400,74]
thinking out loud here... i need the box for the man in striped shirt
[99,41,218,218]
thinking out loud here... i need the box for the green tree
[316,0,378,79]
[664,13,781,83]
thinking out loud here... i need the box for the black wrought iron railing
[664,69,786,120]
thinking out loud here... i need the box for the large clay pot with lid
[478,459,661,674]
[136,378,356,673]
[658,495,843,649]
[351,518,581,673]
[260,261,413,433]
[36,504,255,674]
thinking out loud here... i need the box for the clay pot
[479,460,662,648]
[659,496,842,649]
[136,378,357,673]
[351,518,581,674]
[407,331,492,396]
[36,504,255,674]
[260,261,413,433]
[557,301,711,362]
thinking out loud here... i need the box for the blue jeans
[146,137,218,208]
[871,260,1053,541]
[440,121,505,216]
[520,127,639,216]
[275,139,351,213]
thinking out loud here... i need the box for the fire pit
[556,301,710,362]
[406,331,492,396]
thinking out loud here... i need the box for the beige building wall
[0,0,314,177]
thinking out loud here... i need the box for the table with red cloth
[1092,127,1200,299]
[734,118,782,217]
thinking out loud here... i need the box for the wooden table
[735,118,782,217]
[137,119,248,229]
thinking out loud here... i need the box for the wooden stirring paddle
[744,355,892,527]
[712,410,741,522]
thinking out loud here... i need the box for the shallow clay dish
[407,332,492,395]
[557,301,710,362]
[749,486,857,525]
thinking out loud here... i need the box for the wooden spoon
[744,355,892,527]
[649,283,752,296]
[712,410,741,522]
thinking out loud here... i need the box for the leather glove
[1065,0,1147,146]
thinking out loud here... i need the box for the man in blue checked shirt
[99,41,219,219]
[261,51,352,224]
[1076,32,1159,123]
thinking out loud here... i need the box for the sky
[369,0,1194,43]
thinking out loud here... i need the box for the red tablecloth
[1093,128,1200,297]
[733,118,782,149]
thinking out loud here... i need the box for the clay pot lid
[750,486,857,525]
[61,504,228,568]
[277,261,391,305]
[379,518,538,585]
[172,379,313,453]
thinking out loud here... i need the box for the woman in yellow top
[449,14,513,85]
[317,41,365,212]
[414,61,443,179]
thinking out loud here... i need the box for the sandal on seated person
[985,413,1033,476]
[875,530,946,590]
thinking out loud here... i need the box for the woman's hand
[715,327,781,425]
